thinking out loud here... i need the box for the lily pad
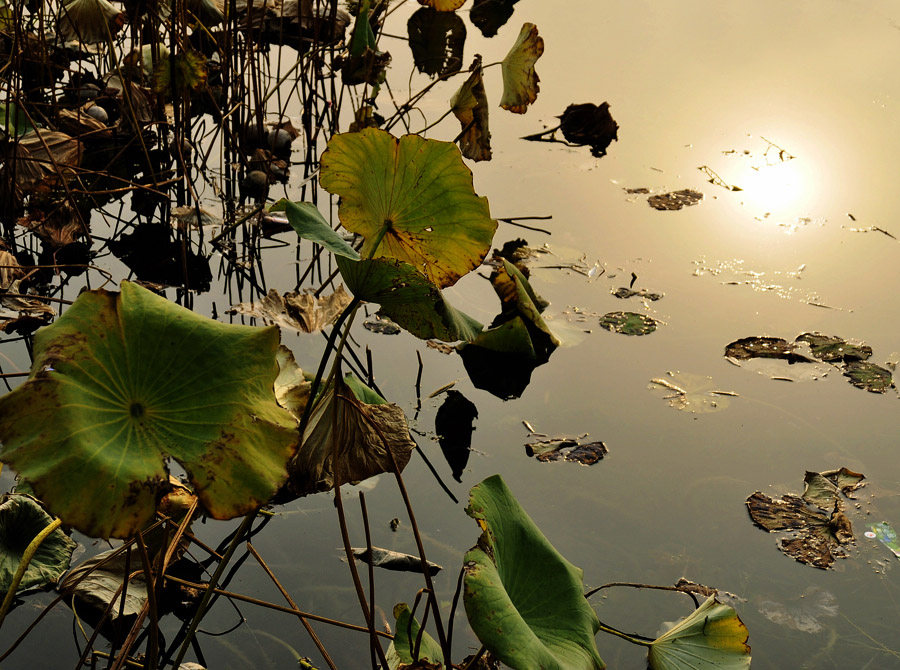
[648,189,703,211]
[649,372,736,414]
[0,282,298,539]
[320,128,496,288]
[843,361,893,393]
[463,475,604,669]
[648,595,751,670]
[387,602,444,669]
[451,62,492,161]
[599,311,656,336]
[0,494,76,596]
[500,23,543,114]
[408,7,466,77]
[746,467,863,569]
[281,374,415,499]
[337,255,483,342]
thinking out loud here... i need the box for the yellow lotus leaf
[500,22,544,114]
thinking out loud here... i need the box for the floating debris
[525,435,608,465]
[613,287,664,301]
[649,372,737,414]
[363,315,402,335]
[698,165,742,191]
[648,189,703,211]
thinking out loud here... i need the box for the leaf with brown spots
[499,23,543,114]
[451,62,492,161]
[320,128,496,288]
[0,282,297,538]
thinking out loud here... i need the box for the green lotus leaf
[795,332,872,363]
[337,255,483,342]
[0,102,36,138]
[467,316,536,357]
[463,475,604,670]
[282,373,415,498]
[153,50,208,96]
[648,595,751,670]
[386,602,444,668]
[599,311,656,336]
[320,128,497,288]
[0,282,298,539]
[500,23,543,114]
[0,494,76,596]
[270,200,360,259]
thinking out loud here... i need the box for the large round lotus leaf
[599,311,656,336]
[319,128,497,288]
[0,282,298,539]
[463,475,605,669]
[0,494,76,595]
[648,595,751,670]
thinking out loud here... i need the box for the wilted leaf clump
[746,468,865,569]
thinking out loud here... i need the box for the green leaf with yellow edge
[0,282,298,539]
[386,602,444,668]
[648,595,751,670]
[320,128,497,288]
[500,23,543,114]
[451,62,492,161]
[337,255,482,342]
[463,475,605,669]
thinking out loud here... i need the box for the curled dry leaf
[451,62,492,161]
[7,130,84,189]
[228,286,351,333]
[500,23,543,114]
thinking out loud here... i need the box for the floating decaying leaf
[746,468,864,569]
[0,282,298,539]
[614,287,663,301]
[451,62,492,161]
[320,128,496,288]
[648,189,703,211]
[281,374,415,499]
[599,311,656,335]
[726,333,894,393]
[558,103,619,157]
[843,361,894,393]
[363,314,401,335]
[649,372,737,414]
[648,595,751,670]
[0,494,76,596]
[500,23,543,114]
[350,547,442,575]
[463,475,605,669]
[525,432,608,465]
[228,286,351,333]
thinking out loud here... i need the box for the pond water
[2,0,899,668]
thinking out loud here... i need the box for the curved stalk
[0,517,63,627]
